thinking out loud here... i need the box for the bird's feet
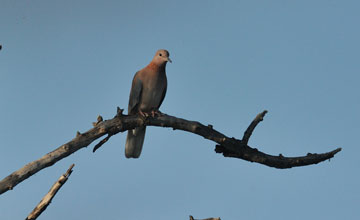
[138,110,148,118]
[150,109,163,117]
[138,110,163,118]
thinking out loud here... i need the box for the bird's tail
[125,126,146,158]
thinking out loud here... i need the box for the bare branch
[25,164,75,220]
[0,110,342,195]
[242,110,268,144]
[215,145,341,168]
[190,215,221,220]
[93,135,111,152]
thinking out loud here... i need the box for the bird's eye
[159,53,162,56]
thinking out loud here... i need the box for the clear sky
[1,0,359,219]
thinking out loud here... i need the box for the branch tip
[65,164,75,177]
[116,107,124,117]
[335,147,342,153]
[26,163,75,220]
[257,110,268,121]
[92,115,104,127]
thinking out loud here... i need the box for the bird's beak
[167,57,172,63]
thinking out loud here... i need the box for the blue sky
[1,0,359,219]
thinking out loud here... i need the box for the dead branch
[25,164,75,220]
[0,109,341,195]
[190,215,221,220]
[242,110,268,144]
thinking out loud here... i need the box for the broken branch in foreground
[0,109,341,195]
[190,215,221,220]
[26,164,75,220]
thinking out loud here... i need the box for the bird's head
[152,49,172,66]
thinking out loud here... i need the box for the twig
[25,164,75,220]
[93,135,111,152]
[0,109,342,195]
[190,215,221,220]
[242,110,268,144]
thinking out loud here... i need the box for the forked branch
[0,109,341,195]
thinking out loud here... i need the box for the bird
[125,49,172,158]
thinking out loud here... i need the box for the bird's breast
[139,72,167,111]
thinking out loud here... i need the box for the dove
[125,49,171,158]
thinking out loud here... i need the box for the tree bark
[25,164,74,220]
[0,109,341,195]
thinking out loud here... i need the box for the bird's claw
[151,110,163,117]
[139,110,162,118]
[139,110,148,118]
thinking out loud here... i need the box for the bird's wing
[128,72,143,114]
[157,82,167,109]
